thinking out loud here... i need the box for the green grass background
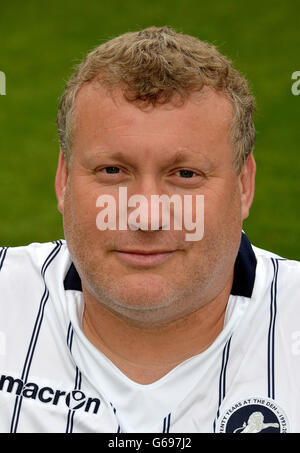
[0,0,299,258]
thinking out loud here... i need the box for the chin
[106,284,174,311]
[103,300,182,328]
[88,275,177,316]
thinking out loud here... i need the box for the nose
[124,178,178,232]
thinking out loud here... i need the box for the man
[0,26,298,433]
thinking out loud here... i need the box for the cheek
[63,179,101,242]
[203,180,242,233]
[72,178,100,217]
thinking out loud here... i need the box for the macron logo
[0,374,101,414]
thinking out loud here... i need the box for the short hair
[57,26,255,173]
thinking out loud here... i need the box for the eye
[95,165,128,185]
[177,169,196,178]
[103,166,121,174]
[170,168,204,187]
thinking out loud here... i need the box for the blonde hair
[57,26,255,173]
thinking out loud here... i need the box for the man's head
[55,26,256,327]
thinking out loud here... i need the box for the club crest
[216,397,289,433]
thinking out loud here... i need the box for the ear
[55,151,69,214]
[239,153,256,221]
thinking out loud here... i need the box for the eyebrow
[169,150,201,165]
[94,149,208,166]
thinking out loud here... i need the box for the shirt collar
[230,232,257,298]
[64,232,257,298]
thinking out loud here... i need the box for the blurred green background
[0,0,299,258]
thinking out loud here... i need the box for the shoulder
[0,240,68,282]
[251,244,282,259]
[251,243,300,300]
[252,243,300,270]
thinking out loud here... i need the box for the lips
[114,250,176,266]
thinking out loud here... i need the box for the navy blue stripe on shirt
[162,413,171,433]
[213,335,232,432]
[267,258,279,400]
[110,402,122,433]
[10,241,63,433]
[0,247,8,271]
[218,336,232,407]
[67,322,74,350]
[41,240,63,276]
[66,322,83,434]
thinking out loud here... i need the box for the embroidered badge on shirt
[216,397,289,433]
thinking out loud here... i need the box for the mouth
[113,250,176,267]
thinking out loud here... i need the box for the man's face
[56,82,255,326]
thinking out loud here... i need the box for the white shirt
[0,233,299,433]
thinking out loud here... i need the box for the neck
[82,276,233,384]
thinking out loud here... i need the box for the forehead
[73,81,233,161]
